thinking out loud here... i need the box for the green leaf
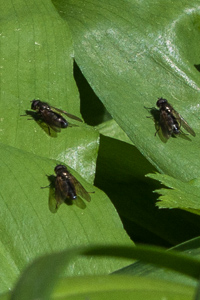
[8,244,197,300]
[147,173,200,214]
[84,244,200,280]
[10,249,76,300]
[9,265,195,300]
[3,249,100,298]
[52,0,200,181]
[52,276,194,300]
[0,0,136,296]
[97,119,133,145]
[0,143,133,294]
[44,276,195,300]
[1,0,99,181]
[115,237,200,287]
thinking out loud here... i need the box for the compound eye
[31,100,40,110]
[54,165,67,174]
[156,98,167,107]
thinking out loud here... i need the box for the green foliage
[4,242,200,299]
[147,173,200,213]
[53,0,200,181]
[1,0,200,299]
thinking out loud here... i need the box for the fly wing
[67,123,79,128]
[55,176,67,207]
[48,184,58,213]
[69,173,91,203]
[51,106,83,122]
[45,177,60,213]
[62,111,83,123]
[48,124,61,133]
[73,197,86,209]
[177,113,196,137]
[42,110,61,132]
[159,111,172,139]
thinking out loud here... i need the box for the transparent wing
[51,106,83,122]
[173,110,195,137]
[55,178,66,208]
[179,116,196,136]
[45,178,61,213]
[69,174,91,203]
[48,123,61,133]
[67,123,79,129]
[159,112,172,139]
[73,197,86,209]
[48,185,58,213]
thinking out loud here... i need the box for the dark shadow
[21,110,57,137]
[179,131,192,141]
[194,64,200,72]
[74,61,112,126]
[144,106,160,122]
[94,134,200,247]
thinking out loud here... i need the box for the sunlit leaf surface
[0,143,133,293]
[0,0,133,294]
[53,0,200,181]
[147,173,200,214]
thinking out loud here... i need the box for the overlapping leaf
[0,143,133,293]
[0,0,134,295]
[147,173,200,214]
[1,0,99,180]
[53,0,200,182]
[8,242,200,299]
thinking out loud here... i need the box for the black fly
[22,100,83,135]
[31,100,82,133]
[46,165,92,212]
[156,98,195,139]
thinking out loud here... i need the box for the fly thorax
[165,106,171,113]
[63,172,69,178]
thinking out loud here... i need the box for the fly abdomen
[51,112,68,128]
[67,179,77,200]
[59,117,68,128]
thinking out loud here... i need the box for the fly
[22,99,83,135]
[155,98,195,139]
[47,165,92,212]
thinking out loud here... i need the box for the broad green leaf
[1,0,135,296]
[8,245,197,300]
[12,275,195,300]
[10,250,76,300]
[53,0,200,181]
[84,245,200,280]
[147,173,200,214]
[52,276,194,300]
[115,237,200,287]
[0,143,133,293]
[1,0,99,182]
[0,294,9,300]
[97,119,133,145]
